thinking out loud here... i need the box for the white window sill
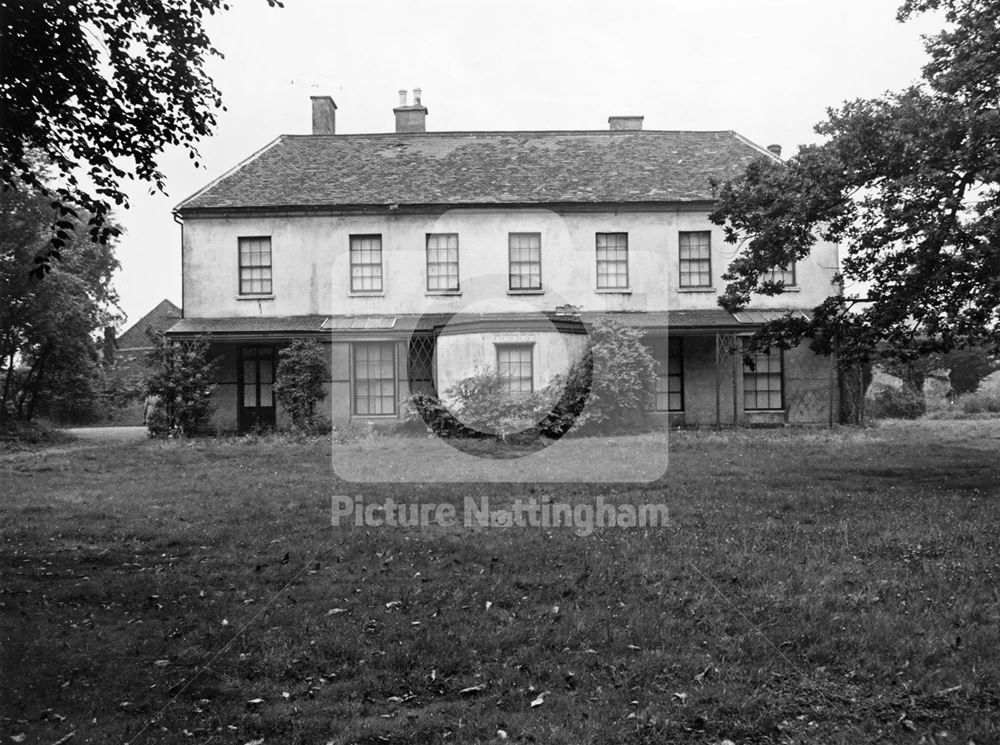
[425,290,462,297]
[776,286,800,293]
[596,288,632,294]
[348,292,385,298]
[507,289,544,296]
[677,286,715,293]
[236,294,274,301]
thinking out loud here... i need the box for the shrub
[868,386,927,419]
[445,367,548,439]
[960,388,1000,414]
[583,319,656,432]
[273,339,328,431]
[144,332,218,437]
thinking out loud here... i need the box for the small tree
[144,331,218,436]
[585,319,657,432]
[273,339,328,431]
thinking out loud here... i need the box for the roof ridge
[278,129,740,138]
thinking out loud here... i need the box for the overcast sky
[113,0,943,328]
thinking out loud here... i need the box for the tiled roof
[167,309,808,337]
[175,130,777,212]
[116,299,182,349]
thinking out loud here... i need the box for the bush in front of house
[868,386,927,419]
[273,339,329,432]
[403,319,655,440]
[144,332,219,437]
[581,319,657,432]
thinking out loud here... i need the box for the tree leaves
[710,1,1000,362]
[0,0,281,274]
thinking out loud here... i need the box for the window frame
[764,262,797,287]
[495,343,534,394]
[596,232,629,290]
[649,336,684,412]
[508,232,543,291]
[678,230,712,288]
[351,341,397,416]
[425,233,460,293]
[742,339,784,411]
[238,236,273,296]
[350,234,384,293]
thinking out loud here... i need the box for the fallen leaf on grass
[244,739,265,745]
[672,692,688,703]
[326,608,348,615]
[459,684,486,695]
[529,693,546,708]
[10,735,26,743]
[153,659,170,667]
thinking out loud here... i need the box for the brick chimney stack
[608,115,644,131]
[311,96,337,135]
[394,88,428,133]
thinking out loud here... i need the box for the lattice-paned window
[496,345,533,394]
[353,342,396,415]
[350,235,383,292]
[679,231,712,288]
[649,337,683,411]
[596,232,629,289]
[239,237,272,295]
[765,263,796,287]
[426,234,459,292]
[742,340,784,411]
[406,335,436,396]
[508,233,542,290]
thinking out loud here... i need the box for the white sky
[112,0,943,328]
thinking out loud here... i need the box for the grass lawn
[2,421,1000,744]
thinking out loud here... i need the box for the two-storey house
[168,91,839,433]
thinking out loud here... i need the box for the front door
[238,346,276,432]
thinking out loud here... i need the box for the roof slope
[116,299,182,349]
[176,130,776,212]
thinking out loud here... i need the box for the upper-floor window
[496,344,534,394]
[679,231,712,288]
[596,232,629,289]
[508,233,542,291]
[238,237,272,295]
[350,234,383,293]
[426,233,459,292]
[742,340,783,411]
[765,263,796,287]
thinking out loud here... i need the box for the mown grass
[2,421,1000,744]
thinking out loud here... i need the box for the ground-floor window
[649,337,683,411]
[353,342,396,415]
[742,340,783,410]
[496,344,533,394]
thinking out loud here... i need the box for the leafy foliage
[584,319,657,432]
[869,386,928,420]
[404,320,655,440]
[710,0,1000,364]
[144,332,218,437]
[272,339,329,431]
[0,182,120,421]
[0,0,281,274]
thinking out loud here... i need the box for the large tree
[710,0,1000,365]
[0,183,121,421]
[0,0,280,275]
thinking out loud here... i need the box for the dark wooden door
[238,346,276,432]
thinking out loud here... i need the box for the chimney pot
[608,115,644,131]
[398,89,407,106]
[310,95,337,135]
[767,144,782,157]
[413,88,422,106]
